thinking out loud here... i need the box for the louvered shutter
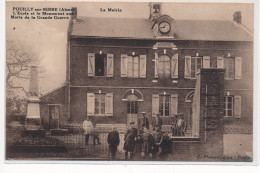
[170,94,178,116]
[88,53,95,76]
[107,54,114,77]
[87,93,95,116]
[217,56,224,69]
[203,56,210,68]
[154,52,159,78]
[171,53,178,78]
[184,56,191,78]
[152,94,159,117]
[235,57,242,79]
[139,55,147,78]
[234,95,241,118]
[121,54,128,77]
[105,93,113,116]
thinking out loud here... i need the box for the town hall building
[40,3,253,160]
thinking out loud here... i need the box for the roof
[70,17,253,41]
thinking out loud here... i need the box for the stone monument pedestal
[25,96,41,130]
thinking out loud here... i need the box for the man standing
[83,116,93,146]
[151,125,164,160]
[152,113,162,130]
[138,112,149,134]
[107,126,120,160]
[123,122,138,160]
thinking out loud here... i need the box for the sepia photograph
[5,0,255,162]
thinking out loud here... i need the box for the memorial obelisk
[25,66,41,130]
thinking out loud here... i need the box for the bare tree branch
[6,40,43,97]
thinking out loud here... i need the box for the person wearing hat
[138,112,149,134]
[152,113,162,130]
[123,121,138,160]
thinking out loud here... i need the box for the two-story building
[40,3,253,160]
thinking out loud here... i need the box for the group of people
[123,112,165,160]
[82,112,172,160]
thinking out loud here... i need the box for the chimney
[29,66,38,97]
[149,3,161,20]
[233,11,242,24]
[72,7,77,22]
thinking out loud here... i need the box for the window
[158,55,171,78]
[94,94,105,114]
[127,56,139,78]
[87,93,113,116]
[159,95,170,116]
[152,94,178,117]
[95,54,106,76]
[223,57,242,80]
[127,101,138,114]
[184,56,202,79]
[88,53,114,77]
[224,95,242,118]
[224,96,234,117]
[121,54,146,78]
[154,53,178,79]
[191,57,202,78]
[225,58,235,79]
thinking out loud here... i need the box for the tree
[6,40,43,116]
[6,40,40,97]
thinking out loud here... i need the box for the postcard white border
[1,0,259,172]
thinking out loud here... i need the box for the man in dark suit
[107,126,120,160]
[138,112,149,134]
[123,122,138,160]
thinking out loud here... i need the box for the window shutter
[121,54,128,77]
[139,55,147,78]
[170,94,178,116]
[105,93,113,116]
[152,94,159,117]
[184,56,191,78]
[235,57,242,79]
[107,54,114,77]
[217,56,224,69]
[234,95,241,118]
[87,93,95,116]
[154,52,159,78]
[171,53,178,78]
[203,56,210,68]
[88,53,95,76]
[127,56,133,77]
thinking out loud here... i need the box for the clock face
[159,21,171,33]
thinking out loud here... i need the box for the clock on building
[159,21,171,33]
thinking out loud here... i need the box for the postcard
[5,0,255,163]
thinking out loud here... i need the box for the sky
[6,1,254,94]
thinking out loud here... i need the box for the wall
[40,86,68,130]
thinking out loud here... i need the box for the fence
[50,132,125,158]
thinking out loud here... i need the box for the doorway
[126,95,139,128]
[49,105,60,129]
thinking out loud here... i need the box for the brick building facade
[40,4,253,160]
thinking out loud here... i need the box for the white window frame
[127,55,140,78]
[94,93,106,115]
[159,94,170,116]
[158,55,171,78]
[224,95,234,117]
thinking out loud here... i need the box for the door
[126,95,139,128]
[49,105,60,129]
